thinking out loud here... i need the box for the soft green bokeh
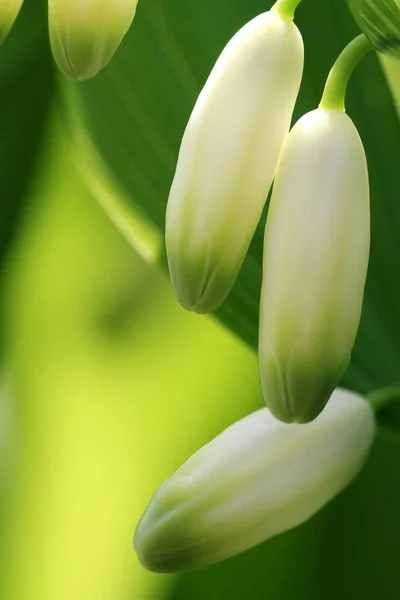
[0,113,261,599]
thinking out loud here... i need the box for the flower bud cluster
[135,3,376,573]
[166,6,370,425]
[0,0,378,577]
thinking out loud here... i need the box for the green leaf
[68,0,400,395]
[0,0,54,274]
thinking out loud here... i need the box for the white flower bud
[166,10,304,313]
[0,0,23,44]
[134,388,375,573]
[48,0,139,80]
[259,108,370,424]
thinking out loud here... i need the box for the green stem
[272,0,303,20]
[319,34,374,112]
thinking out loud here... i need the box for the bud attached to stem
[259,108,370,423]
[48,0,139,80]
[166,8,304,313]
[258,34,372,424]
[0,0,23,44]
[134,389,375,573]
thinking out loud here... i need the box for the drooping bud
[48,0,139,80]
[348,0,400,58]
[166,9,304,313]
[134,388,375,573]
[259,108,370,424]
[0,0,23,44]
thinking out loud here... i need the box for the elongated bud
[348,0,400,58]
[48,0,139,80]
[0,0,23,44]
[259,108,370,424]
[134,389,375,572]
[166,9,304,313]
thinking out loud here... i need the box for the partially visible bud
[48,0,139,80]
[348,0,400,58]
[0,0,23,44]
[259,108,370,424]
[134,389,375,573]
[166,9,304,313]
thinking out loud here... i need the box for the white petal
[134,388,375,572]
[166,10,304,313]
[260,108,370,423]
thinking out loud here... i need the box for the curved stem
[319,34,374,112]
[272,0,303,20]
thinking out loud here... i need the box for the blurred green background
[1,0,400,599]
